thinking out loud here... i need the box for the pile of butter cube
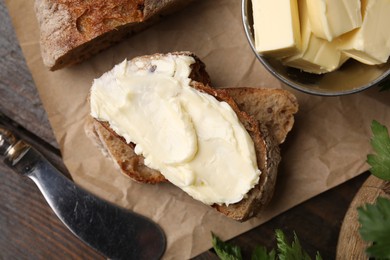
[252,0,390,74]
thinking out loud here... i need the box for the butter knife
[0,125,166,259]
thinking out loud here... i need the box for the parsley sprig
[358,120,390,259]
[358,197,390,259]
[367,120,390,181]
[212,230,322,260]
[212,120,390,260]
[212,233,243,260]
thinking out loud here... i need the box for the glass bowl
[242,0,390,96]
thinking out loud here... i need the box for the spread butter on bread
[86,52,298,221]
[34,0,193,70]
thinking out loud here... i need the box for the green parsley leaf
[367,120,390,181]
[315,252,323,260]
[251,246,276,260]
[275,229,312,260]
[358,197,390,259]
[212,231,321,260]
[212,233,242,260]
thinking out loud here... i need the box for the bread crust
[87,118,167,184]
[87,52,298,221]
[225,87,298,144]
[189,82,281,221]
[34,0,192,70]
[87,51,210,184]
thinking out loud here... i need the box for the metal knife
[0,125,166,259]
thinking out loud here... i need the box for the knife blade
[0,124,166,259]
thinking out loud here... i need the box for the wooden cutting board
[336,175,390,259]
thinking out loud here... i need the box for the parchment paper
[5,0,390,258]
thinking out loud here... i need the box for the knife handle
[0,126,36,175]
[0,125,166,259]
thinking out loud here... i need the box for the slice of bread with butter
[86,52,298,221]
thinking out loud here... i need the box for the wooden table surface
[0,1,371,259]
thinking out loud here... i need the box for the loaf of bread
[34,0,193,70]
[86,52,298,221]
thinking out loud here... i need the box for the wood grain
[220,173,369,260]
[336,176,390,260]
[0,2,102,258]
[0,164,104,259]
[0,2,57,148]
[0,0,369,259]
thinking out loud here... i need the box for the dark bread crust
[93,84,277,222]
[189,82,281,221]
[210,88,297,220]
[88,119,167,184]
[34,0,193,70]
[88,52,210,184]
[87,52,297,221]
[225,88,298,144]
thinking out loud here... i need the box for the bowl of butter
[242,0,390,96]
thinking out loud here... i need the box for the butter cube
[252,0,301,58]
[306,0,362,41]
[283,0,346,74]
[339,0,390,65]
